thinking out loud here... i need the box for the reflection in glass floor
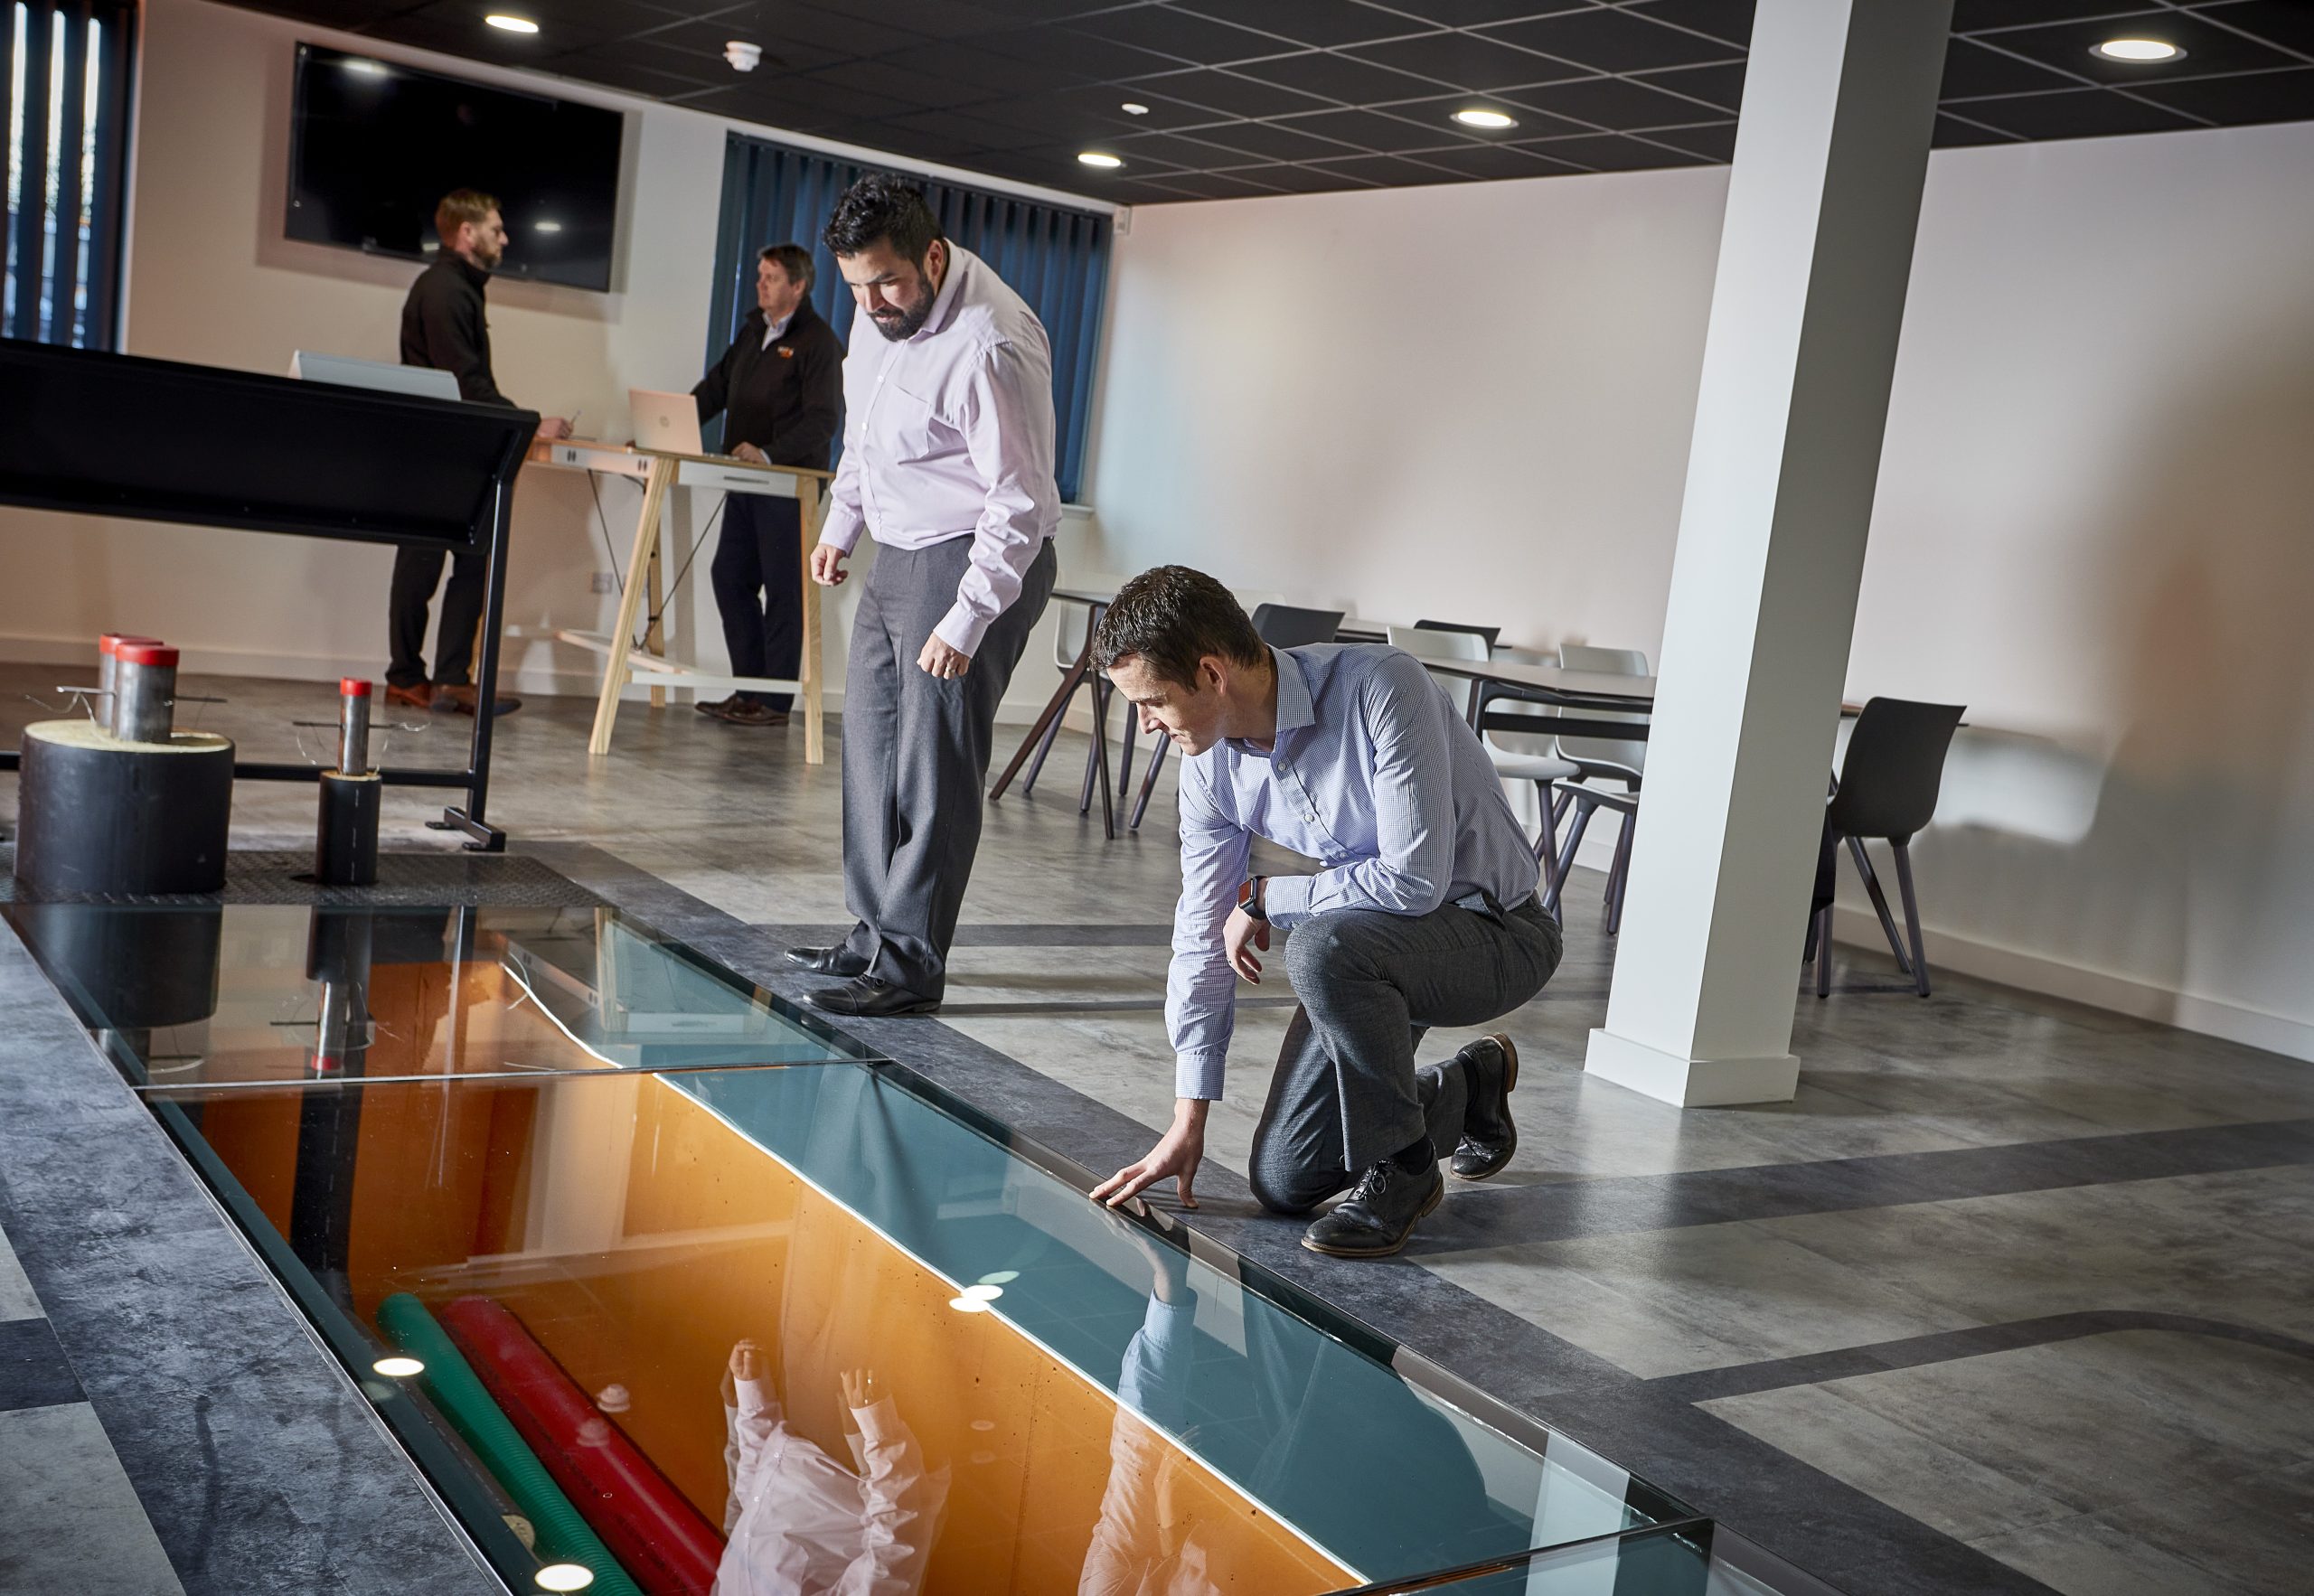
[3,902,871,1088]
[11,897,1835,1596]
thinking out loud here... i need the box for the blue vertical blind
[707,135,1112,502]
[3,0,133,348]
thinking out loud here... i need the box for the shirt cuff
[819,503,865,554]
[935,602,993,657]
[853,1395,902,1446]
[734,1376,772,1414]
[1260,873,1313,929]
[1174,1047,1228,1101]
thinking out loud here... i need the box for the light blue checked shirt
[1167,644,1543,1100]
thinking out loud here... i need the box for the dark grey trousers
[838,535,1057,1000]
[1249,897,1563,1215]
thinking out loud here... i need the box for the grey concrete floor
[5,664,2313,1595]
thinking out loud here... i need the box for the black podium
[0,339,535,849]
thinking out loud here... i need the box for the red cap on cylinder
[340,678,372,698]
[115,642,179,667]
[99,633,164,656]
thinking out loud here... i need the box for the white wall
[1086,120,2314,1061]
[0,0,1097,717]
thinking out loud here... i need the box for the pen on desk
[567,408,583,437]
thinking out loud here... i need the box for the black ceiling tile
[1186,116,1369,159]
[1106,129,1274,166]
[1378,91,1593,136]
[719,71,917,123]
[1380,0,1590,23]
[1634,120,1735,160]
[873,42,1080,97]
[606,20,848,76]
[709,2,933,58]
[1268,104,1475,150]
[804,57,990,110]
[1931,110,2026,146]
[388,0,623,54]
[1118,67,1337,117]
[2130,62,2314,124]
[1986,12,2299,84]
[671,82,842,131]
[1951,0,2159,32]
[1625,0,1754,50]
[1203,160,1378,192]
[1228,47,1453,103]
[771,0,1019,42]
[1301,151,1466,184]
[552,54,722,97]
[1406,139,1587,178]
[1941,35,2089,99]
[1052,85,1232,132]
[1475,6,1744,74]
[1514,130,1705,171]
[1173,0,1430,49]
[1067,5,1303,66]
[962,0,1125,14]
[2188,0,2314,58]
[962,24,1180,80]
[1497,72,1718,129]
[240,0,408,28]
[1342,29,1589,92]
[1140,168,1299,197]
[880,107,1056,151]
[1623,59,1746,112]
[1954,84,2208,137]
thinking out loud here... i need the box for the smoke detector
[725,40,762,71]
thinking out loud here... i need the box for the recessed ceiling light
[341,57,389,78]
[1121,102,1150,116]
[533,1566,594,1593]
[534,220,562,233]
[1077,151,1124,169]
[961,1283,1004,1301]
[948,1295,991,1312]
[484,14,540,33]
[2092,37,2182,62]
[1453,108,1518,130]
[372,1356,425,1378]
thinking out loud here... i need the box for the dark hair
[822,174,945,266]
[435,189,498,244]
[758,242,814,291]
[1094,567,1267,690]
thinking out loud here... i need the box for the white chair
[1549,644,1651,933]
[1388,625,1580,901]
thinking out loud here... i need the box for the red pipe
[438,1297,723,1596]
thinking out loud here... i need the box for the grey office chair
[1542,644,1651,932]
[1812,697,1965,999]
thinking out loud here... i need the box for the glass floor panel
[3,901,871,1088]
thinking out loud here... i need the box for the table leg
[798,478,824,766]
[645,509,666,709]
[588,456,671,757]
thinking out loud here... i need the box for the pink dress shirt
[816,245,1063,656]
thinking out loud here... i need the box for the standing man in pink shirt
[788,175,1061,1018]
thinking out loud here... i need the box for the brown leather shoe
[703,699,789,727]
[434,683,522,718]
[695,693,741,716]
[384,682,436,711]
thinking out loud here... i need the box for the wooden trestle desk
[531,439,834,765]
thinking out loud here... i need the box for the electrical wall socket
[590,572,617,594]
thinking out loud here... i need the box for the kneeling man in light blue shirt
[1090,568,1564,1258]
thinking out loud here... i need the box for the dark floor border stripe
[1406,1116,2314,1254]
[1651,1310,2314,1405]
[757,921,1177,947]
[0,1315,83,1413]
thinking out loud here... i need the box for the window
[4,0,135,348]
[708,135,1113,501]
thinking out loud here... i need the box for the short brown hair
[435,189,499,245]
[759,243,814,291]
[1094,566,1267,690]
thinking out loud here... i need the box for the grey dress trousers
[838,534,1058,1000]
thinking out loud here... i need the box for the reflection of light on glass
[970,1450,997,1465]
[341,58,389,79]
[534,220,562,233]
[977,1270,1019,1285]
[947,1296,989,1313]
[372,1356,425,1377]
[485,14,541,33]
[535,1566,594,1592]
[961,1283,1003,1302]
[970,1419,995,1432]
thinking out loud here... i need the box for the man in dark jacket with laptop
[691,243,844,728]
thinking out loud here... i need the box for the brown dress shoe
[695,693,741,716]
[434,683,522,717]
[384,682,436,711]
[704,699,789,727]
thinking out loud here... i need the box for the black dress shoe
[1450,1033,1519,1181]
[806,977,940,1018]
[785,945,870,978]
[1302,1159,1444,1258]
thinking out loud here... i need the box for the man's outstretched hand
[1093,1099,1208,1211]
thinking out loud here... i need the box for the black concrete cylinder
[6,901,223,1029]
[14,720,234,896]
[314,770,381,887]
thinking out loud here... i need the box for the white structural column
[1584,0,1954,1107]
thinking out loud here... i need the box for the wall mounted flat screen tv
[287,44,624,292]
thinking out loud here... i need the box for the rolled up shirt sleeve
[1260,655,1457,927]
[1166,758,1249,1100]
[933,339,1061,657]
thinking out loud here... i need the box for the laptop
[629,388,704,455]
[289,350,460,402]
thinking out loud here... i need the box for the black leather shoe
[785,945,870,978]
[1302,1159,1444,1258]
[806,977,940,1018]
[1450,1033,1519,1182]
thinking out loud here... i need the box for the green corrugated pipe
[377,1292,645,1596]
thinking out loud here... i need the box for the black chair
[1811,698,1965,999]
[1416,618,1501,650]
[1124,602,1343,831]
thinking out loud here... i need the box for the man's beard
[870,297,933,343]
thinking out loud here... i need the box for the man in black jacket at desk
[691,243,843,728]
[389,188,570,718]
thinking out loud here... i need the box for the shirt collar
[763,311,793,342]
[447,252,491,291]
[1228,646,1312,756]
[910,245,970,343]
